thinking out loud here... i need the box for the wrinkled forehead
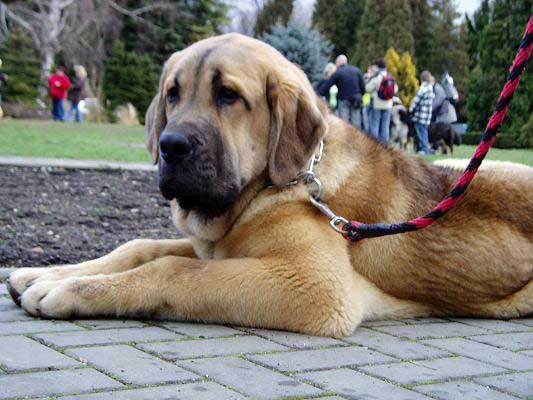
[162,35,292,96]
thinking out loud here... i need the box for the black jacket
[317,64,365,105]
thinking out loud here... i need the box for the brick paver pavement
[0,270,531,400]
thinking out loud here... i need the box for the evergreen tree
[312,0,365,57]
[254,0,294,37]
[409,0,435,71]
[0,28,41,103]
[466,0,531,139]
[353,0,414,69]
[103,41,159,123]
[465,0,491,69]
[259,22,333,85]
[384,47,419,106]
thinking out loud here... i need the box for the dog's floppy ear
[267,69,327,187]
[145,93,166,164]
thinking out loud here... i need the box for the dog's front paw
[7,268,50,306]
[20,278,88,319]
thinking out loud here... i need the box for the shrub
[0,28,41,104]
[103,41,159,124]
[461,132,526,149]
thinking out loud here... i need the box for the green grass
[424,144,533,166]
[0,119,531,166]
[0,119,150,163]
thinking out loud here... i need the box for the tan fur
[8,34,532,337]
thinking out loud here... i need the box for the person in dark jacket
[317,55,365,128]
[67,65,86,123]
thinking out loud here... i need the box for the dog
[429,122,461,154]
[7,34,532,337]
[390,97,410,151]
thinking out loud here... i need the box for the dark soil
[0,166,178,268]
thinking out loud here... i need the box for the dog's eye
[217,86,240,106]
[167,86,179,104]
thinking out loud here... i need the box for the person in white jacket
[365,59,397,143]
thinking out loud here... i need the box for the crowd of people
[316,55,459,155]
[47,65,87,123]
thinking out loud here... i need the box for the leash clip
[309,195,349,234]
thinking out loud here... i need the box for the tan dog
[7,34,532,337]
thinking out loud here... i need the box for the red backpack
[377,74,396,100]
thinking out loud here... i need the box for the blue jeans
[52,99,64,121]
[415,122,430,154]
[67,101,82,123]
[369,108,392,142]
[337,100,362,129]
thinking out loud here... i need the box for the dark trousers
[52,99,64,121]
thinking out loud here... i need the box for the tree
[353,0,414,69]
[312,0,365,57]
[384,47,419,106]
[409,0,434,71]
[0,28,41,103]
[254,0,293,37]
[466,0,531,138]
[103,41,159,123]
[259,21,332,85]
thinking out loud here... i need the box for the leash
[306,16,533,243]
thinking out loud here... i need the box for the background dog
[429,122,462,154]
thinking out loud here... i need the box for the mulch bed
[1,166,178,268]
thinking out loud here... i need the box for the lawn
[0,119,150,163]
[0,119,532,166]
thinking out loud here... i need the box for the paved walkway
[0,270,531,400]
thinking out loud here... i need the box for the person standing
[316,62,338,110]
[48,66,71,122]
[365,59,397,143]
[432,74,457,124]
[409,71,435,154]
[317,55,365,128]
[67,65,87,123]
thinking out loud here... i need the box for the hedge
[461,132,527,149]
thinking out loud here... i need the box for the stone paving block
[399,318,450,324]
[34,326,181,347]
[59,382,246,400]
[345,327,449,360]
[74,319,146,330]
[67,344,198,385]
[138,335,287,360]
[361,319,407,327]
[248,345,395,372]
[450,318,531,333]
[0,368,123,399]
[160,322,244,338]
[423,337,533,371]
[299,368,430,400]
[470,332,533,351]
[375,322,489,339]
[179,356,323,399]
[414,381,520,400]
[0,297,12,310]
[0,320,83,335]
[519,349,533,357]
[0,305,33,322]
[509,318,533,327]
[475,372,533,398]
[360,356,507,384]
[247,328,345,349]
[0,335,80,371]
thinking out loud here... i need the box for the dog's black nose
[159,130,192,162]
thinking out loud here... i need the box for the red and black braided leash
[344,16,533,243]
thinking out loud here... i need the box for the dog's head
[146,33,327,219]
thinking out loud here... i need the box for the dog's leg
[8,239,195,305]
[19,253,362,337]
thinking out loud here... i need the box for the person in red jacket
[48,66,71,121]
